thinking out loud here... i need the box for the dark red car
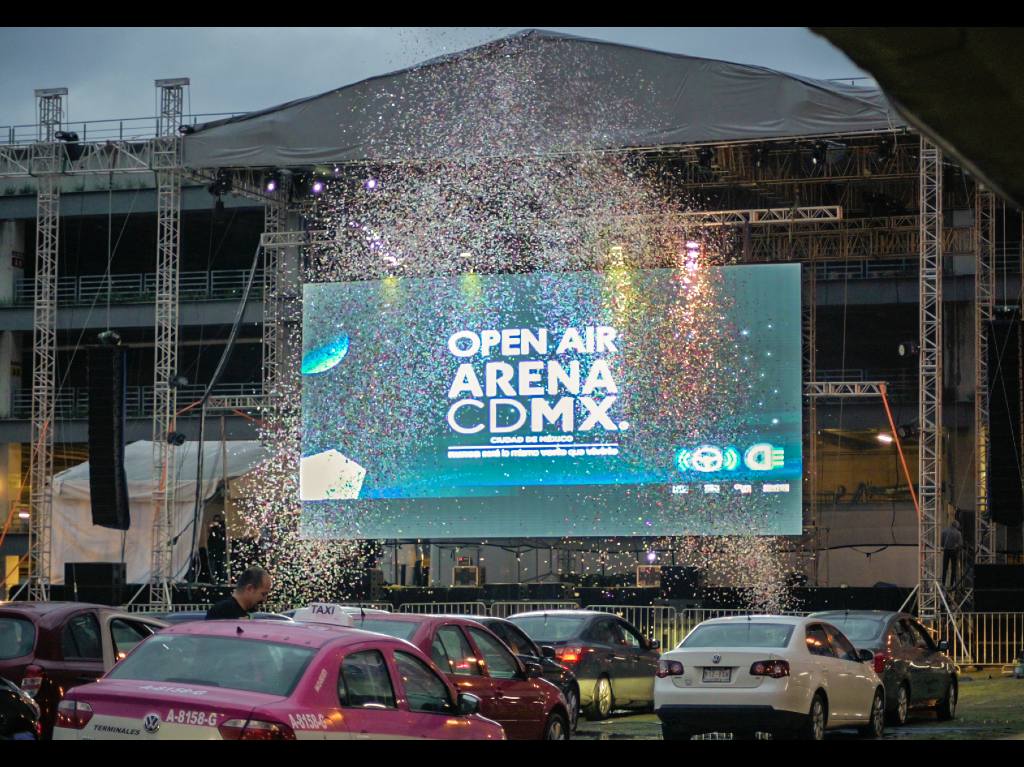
[0,602,166,738]
[344,613,571,740]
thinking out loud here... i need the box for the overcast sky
[0,27,870,129]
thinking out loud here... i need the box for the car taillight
[873,651,892,674]
[218,718,296,741]
[749,660,790,679]
[554,646,584,665]
[656,659,685,678]
[20,664,44,698]
[55,699,94,729]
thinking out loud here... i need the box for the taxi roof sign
[292,603,355,627]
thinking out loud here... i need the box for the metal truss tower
[974,186,996,568]
[149,78,188,607]
[802,263,819,580]
[261,197,286,428]
[27,88,67,601]
[918,137,943,622]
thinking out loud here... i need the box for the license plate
[702,667,731,683]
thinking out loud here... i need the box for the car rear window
[507,615,586,642]
[106,634,315,697]
[0,617,35,660]
[817,617,886,643]
[682,623,795,648]
[351,618,419,641]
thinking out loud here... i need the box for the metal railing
[489,601,580,618]
[2,113,245,146]
[397,602,489,616]
[8,268,262,307]
[7,382,262,420]
[111,596,1024,666]
[939,612,1024,667]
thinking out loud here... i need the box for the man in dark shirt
[940,519,963,589]
[206,565,273,620]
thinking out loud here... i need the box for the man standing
[940,519,963,590]
[207,513,227,584]
[206,566,272,620]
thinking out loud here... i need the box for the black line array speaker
[88,345,130,530]
[987,318,1023,527]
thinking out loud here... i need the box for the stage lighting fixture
[169,374,189,388]
[810,141,827,166]
[876,135,894,161]
[752,144,767,168]
[54,131,79,142]
[876,433,894,444]
[364,177,379,191]
[310,178,325,196]
[167,432,187,446]
[897,341,919,357]
[18,510,29,520]
[645,551,657,563]
[178,125,195,135]
[97,329,121,346]
[263,171,281,193]
[697,147,715,168]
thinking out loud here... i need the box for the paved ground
[574,675,1024,740]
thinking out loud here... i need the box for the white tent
[50,440,269,584]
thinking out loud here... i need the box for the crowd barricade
[123,603,212,613]
[397,601,489,616]
[588,605,684,649]
[939,612,1024,667]
[489,601,580,618]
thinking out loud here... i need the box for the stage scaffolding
[2,100,1015,616]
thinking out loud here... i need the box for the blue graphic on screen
[300,265,803,538]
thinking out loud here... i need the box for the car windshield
[351,618,419,641]
[106,634,316,697]
[682,622,795,648]
[508,615,587,642]
[816,616,886,643]
[0,617,35,660]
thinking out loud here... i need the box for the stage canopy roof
[183,29,907,169]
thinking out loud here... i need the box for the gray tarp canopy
[183,28,907,169]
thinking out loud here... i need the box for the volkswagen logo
[143,713,161,734]
[712,654,722,664]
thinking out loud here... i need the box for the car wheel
[544,711,570,740]
[565,685,580,731]
[800,693,827,741]
[661,723,693,740]
[858,690,886,738]
[886,682,909,726]
[936,678,957,721]
[585,675,614,720]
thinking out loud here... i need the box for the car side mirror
[938,640,948,652]
[858,649,874,663]
[541,645,556,659]
[648,639,660,651]
[457,692,481,716]
[523,660,544,679]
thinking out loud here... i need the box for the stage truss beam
[975,186,996,570]
[149,78,187,608]
[918,137,943,623]
[26,88,66,601]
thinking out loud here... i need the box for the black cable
[186,239,262,583]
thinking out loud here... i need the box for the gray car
[810,610,957,726]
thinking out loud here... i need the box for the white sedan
[655,615,885,740]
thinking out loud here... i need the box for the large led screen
[300,264,802,538]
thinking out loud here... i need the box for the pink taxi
[52,608,504,740]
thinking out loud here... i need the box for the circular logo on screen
[143,713,161,733]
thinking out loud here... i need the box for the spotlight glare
[364,178,379,190]
[311,179,325,195]
[877,433,894,444]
